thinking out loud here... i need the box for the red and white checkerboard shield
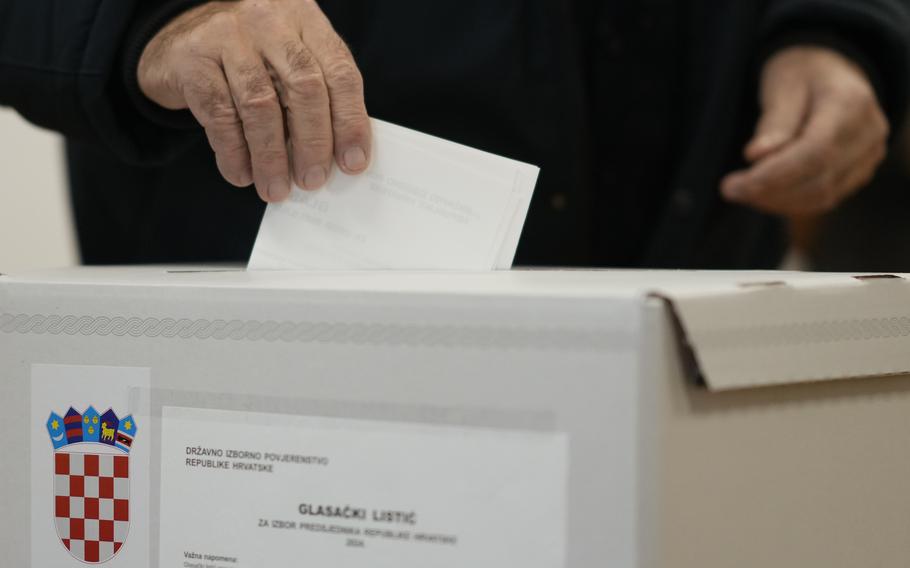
[53,445,130,564]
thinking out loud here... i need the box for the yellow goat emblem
[101,422,116,442]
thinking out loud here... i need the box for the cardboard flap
[652,274,910,391]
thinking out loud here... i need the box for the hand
[138,0,372,202]
[721,46,889,216]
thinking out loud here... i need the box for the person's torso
[71,0,784,268]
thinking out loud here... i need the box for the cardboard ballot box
[2,267,910,568]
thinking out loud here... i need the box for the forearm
[0,0,200,165]
[0,1,128,134]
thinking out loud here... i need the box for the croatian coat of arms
[45,406,137,564]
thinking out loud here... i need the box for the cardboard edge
[646,293,706,387]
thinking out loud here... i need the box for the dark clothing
[3,1,910,268]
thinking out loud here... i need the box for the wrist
[759,30,885,117]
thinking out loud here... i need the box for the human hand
[138,0,372,202]
[721,46,889,216]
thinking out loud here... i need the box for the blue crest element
[82,406,101,443]
[115,415,137,452]
[46,412,68,449]
[99,408,120,446]
[46,406,137,454]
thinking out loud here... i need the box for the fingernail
[343,147,368,172]
[267,177,290,201]
[303,166,327,190]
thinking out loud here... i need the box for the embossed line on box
[695,316,910,351]
[0,313,627,352]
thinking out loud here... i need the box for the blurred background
[0,108,78,272]
[2,107,909,274]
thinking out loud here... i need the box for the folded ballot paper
[248,120,539,271]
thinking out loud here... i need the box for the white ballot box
[2,267,910,568]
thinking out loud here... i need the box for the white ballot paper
[248,120,540,271]
[159,407,567,568]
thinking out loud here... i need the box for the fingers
[722,96,884,215]
[256,8,371,190]
[837,141,887,198]
[780,119,884,213]
[260,34,334,190]
[746,72,811,162]
[722,99,849,214]
[298,6,372,175]
[140,1,372,202]
[724,47,891,217]
[182,61,253,188]
[223,45,291,202]
[731,99,836,190]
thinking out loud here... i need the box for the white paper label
[159,407,567,567]
[30,364,151,568]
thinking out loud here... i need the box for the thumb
[745,76,810,162]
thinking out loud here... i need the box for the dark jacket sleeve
[761,0,910,129]
[0,0,204,166]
